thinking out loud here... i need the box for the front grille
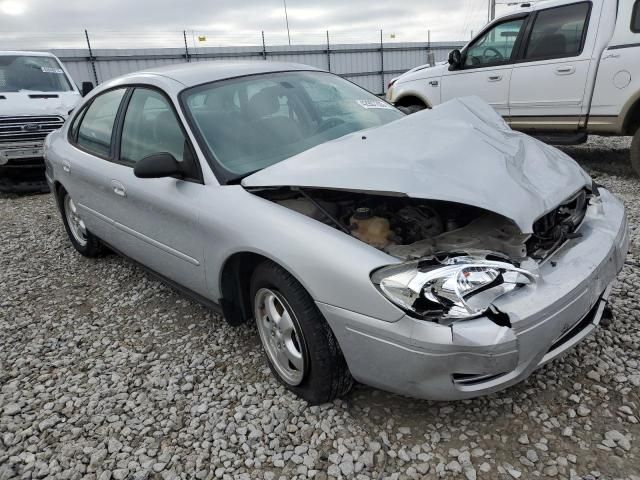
[546,295,602,354]
[0,115,65,144]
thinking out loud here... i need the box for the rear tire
[250,261,353,404]
[58,189,103,257]
[631,128,640,177]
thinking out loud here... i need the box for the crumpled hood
[243,96,591,234]
[0,91,81,118]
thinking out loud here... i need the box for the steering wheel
[483,47,504,62]
[314,117,345,135]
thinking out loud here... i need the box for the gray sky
[0,0,515,48]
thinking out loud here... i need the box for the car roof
[0,50,58,57]
[129,61,323,88]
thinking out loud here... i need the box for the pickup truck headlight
[371,256,537,320]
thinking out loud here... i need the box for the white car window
[0,55,73,93]
[523,2,591,60]
[464,18,525,67]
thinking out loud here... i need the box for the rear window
[633,0,640,33]
[524,2,591,60]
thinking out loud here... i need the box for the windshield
[0,55,73,93]
[182,71,404,180]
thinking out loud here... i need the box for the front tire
[59,189,103,257]
[250,261,353,404]
[631,128,640,177]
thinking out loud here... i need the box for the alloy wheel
[254,288,306,385]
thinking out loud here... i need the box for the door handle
[62,161,71,173]
[603,53,620,60]
[488,75,502,82]
[111,180,126,197]
[555,66,575,75]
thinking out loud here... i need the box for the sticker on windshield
[356,99,394,110]
[41,66,64,74]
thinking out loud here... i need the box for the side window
[633,0,640,33]
[464,18,525,67]
[69,105,87,142]
[76,89,126,157]
[524,3,591,61]
[120,88,187,164]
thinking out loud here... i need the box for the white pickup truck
[387,0,640,174]
[0,51,84,192]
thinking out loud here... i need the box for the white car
[387,0,640,174]
[0,51,84,192]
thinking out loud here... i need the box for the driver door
[441,16,528,118]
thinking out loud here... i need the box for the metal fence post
[262,31,267,60]
[84,29,99,85]
[379,29,385,95]
[183,30,191,62]
[326,30,331,72]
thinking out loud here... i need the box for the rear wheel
[631,128,640,177]
[59,189,103,257]
[250,261,353,404]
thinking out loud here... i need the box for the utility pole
[488,0,496,22]
[283,0,291,46]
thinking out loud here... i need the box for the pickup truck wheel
[250,261,353,404]
[59,190,103,257]
[631,128,640,177]
[398,103,427,115]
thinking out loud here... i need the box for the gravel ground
[1,136,639,480]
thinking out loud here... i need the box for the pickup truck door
[441,15,528,118]
[509,2,594,131]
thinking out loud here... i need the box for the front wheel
[250,261,353,404]
[631,128,640,177]
[397,103,427,115]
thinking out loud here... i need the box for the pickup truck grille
[0,116,65,144]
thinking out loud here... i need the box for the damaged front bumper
[320,189,629,400]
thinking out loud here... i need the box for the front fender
[389,78,441,107]
[199,186,405,322]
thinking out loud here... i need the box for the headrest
[248,88,281,118]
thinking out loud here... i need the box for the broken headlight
[371,256,537,320]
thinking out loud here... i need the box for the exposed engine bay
[253,187,592,262]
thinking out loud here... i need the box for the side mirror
[81,81,94,97]
[448,49,462,69]
[133,153,183,179]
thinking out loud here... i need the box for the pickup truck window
[523,2,591,61]
[0,55,73,93]
[464,18,525,67]
[633,0,640,33]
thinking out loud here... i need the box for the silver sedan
[44,61,629,404]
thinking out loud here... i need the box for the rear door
[509,2,594,131]
[65,87,128,244]
[441,15,528,117]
